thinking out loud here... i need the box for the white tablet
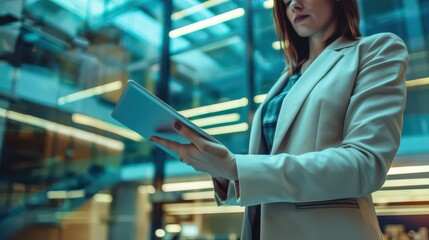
[111,80,220,159]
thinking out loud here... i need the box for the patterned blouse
[262,71,302,152]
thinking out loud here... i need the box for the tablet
[111,80,220,159]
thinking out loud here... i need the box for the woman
[151,0,408,239]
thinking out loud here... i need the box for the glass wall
[0,0,428,239]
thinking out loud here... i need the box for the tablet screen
[112,80,220,159]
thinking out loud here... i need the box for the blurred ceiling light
[272,40,288,50]
[166,205,244,215]
[382,178,429,188]
[139,185,156,194]
[375,205,429,216]
[179,98,248,118]
[164,202,243,215]
[406,77,429,88]
[165,224,182,233]
[72,113,143,141]
[254,94,267,103]
[263,0,274,9]
[0,108,124,150]
[272,41,282,50]
[168,190,429,216]
[94,193,112,203]
[74,106,245,138]
[172,0,229,21]
[373,189,429,204]
[47,190,85,199]
[155,229,166,238]
[58,81,122,105]
[170,8,245,38]
[191,113,240,127]
[203,122,249,135]
[388,165,429,175]
[199,36,241,52]
[181,224,200,237]
[182,191,214,200]
[162,180,213,192]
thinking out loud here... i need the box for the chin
[294,27,314,37]
[295,31,313,38]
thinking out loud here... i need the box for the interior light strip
[199,36,241,52]
[47,190,85,199]
[373,189,429,204]
[0,108,124,150]
[375,205,429,216]
[175,178,429,200]
[165,205,244,215]
[172,0,229,21]
[382,178,429,188]
[166,204,429,216]
[71,111,243,144]
[94,193,113,203]
[388,165,429,175]
[162,180,213,192]
[164,202,243,215]
[165,189,429,216]
[165,224,182,233]
[182,191,214,200]
[191,113,240,127]
[139,185,156,194]
[203,122,249,135]
[165,199,429,216]
[407,77,429,88]
[169,8,245,38]
[58,81,122,105]
[178,98,248,118]
[254,94,267,104]
[72,113,143,141]
[165,203,429,216]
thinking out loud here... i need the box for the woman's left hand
[150,122,238,181]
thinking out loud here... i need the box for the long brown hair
[273,0,362,76]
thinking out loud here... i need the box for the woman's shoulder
[357,32,407,50]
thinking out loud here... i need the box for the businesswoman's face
[285,0,338,39]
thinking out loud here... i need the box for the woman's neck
[308,39,324,61]
[308,18,338,60]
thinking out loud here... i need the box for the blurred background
[0,0,428,239]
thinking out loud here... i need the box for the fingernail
[173,122,182,131]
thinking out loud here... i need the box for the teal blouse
[262,71,302,152]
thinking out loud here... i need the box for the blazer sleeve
[234,33,409,207]
[212,178,241,206]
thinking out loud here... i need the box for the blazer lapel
[249,36,359,154]
[248,72,289,154]
[271,49,344,153]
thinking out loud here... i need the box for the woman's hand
[150,122,238,181]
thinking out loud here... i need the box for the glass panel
[253,0,286,102]
[0,1,159,236]
[170,0,249,155]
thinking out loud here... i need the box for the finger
[173,121,205,149]
[150,136,182,153]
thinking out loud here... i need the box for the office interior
[0,0,428,239]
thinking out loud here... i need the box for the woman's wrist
[228,157,239,181]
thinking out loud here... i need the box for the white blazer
[214,33,408,240]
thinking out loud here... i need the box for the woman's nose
[289,0,302,12]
